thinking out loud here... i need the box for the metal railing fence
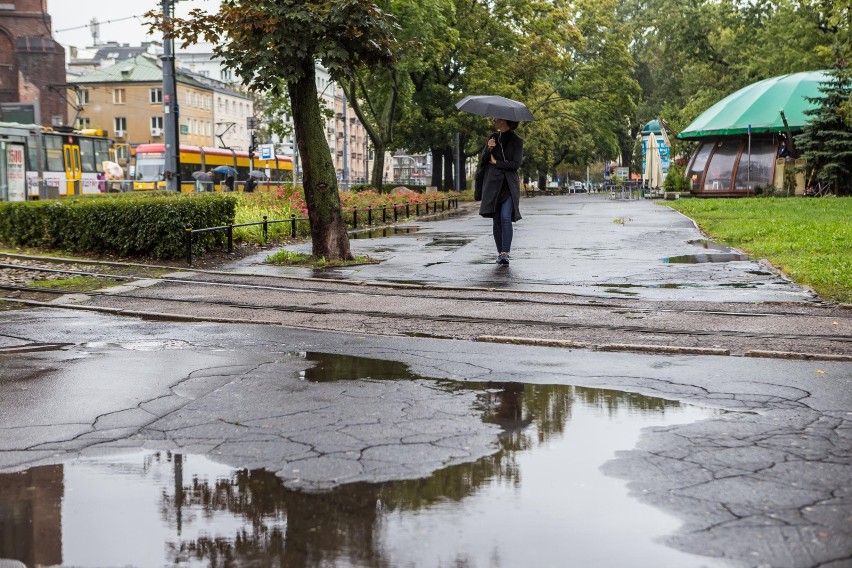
[183,197,459,266]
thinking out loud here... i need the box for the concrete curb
[744,349,852,362]
[476,335,731,356]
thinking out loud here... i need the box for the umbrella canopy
[102,160,123,180]
[456,95,534,122]
[192,171,214,181]
[678,70,829,139]
[644,132,664,188]
[248,170,268,179]
[212,165,238,175]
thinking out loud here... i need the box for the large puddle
[0,354,722,567]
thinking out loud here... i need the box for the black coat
[474,130,523,221]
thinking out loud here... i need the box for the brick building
[0,0,66,126]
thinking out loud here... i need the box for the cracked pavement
[1,194,851,567]
[1,309,850,567]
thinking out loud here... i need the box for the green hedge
[0,192,237,259]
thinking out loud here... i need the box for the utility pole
[161,0,180,191]
[342,90,348,190]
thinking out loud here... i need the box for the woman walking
[475,117,523,265]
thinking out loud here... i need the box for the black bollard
[185,225,193,266]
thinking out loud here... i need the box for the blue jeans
[492,197,513,253]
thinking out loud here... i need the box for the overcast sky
[47,0,221,54]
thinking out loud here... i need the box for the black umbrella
[192,171,214,182]
[456,95,534,121]
[248,170,268,179]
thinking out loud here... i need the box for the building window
[77,89,90,105]
[218,97,223,111]
[76,117,91,129]
[114,117,127,136]
[150,88,163,104]
[186,92,191,105]
[150,116,164,134]
[221,69,232,82]
[113,89,126,104]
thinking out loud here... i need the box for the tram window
[94,140,111,169]
[43,135,64,171]
[27,132,38,169]
[135,159,164,181]
[179,162,196,181]
[78,138,96,173]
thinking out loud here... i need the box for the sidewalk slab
[226,194,814,303]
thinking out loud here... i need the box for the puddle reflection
[663,253,749,264]
[348,226,420,239]
[0,359,719,567]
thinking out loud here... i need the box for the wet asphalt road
[0,193,850,567]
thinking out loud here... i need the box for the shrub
[0,192,236,259]
[663,162,690,192]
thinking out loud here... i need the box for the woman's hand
[487,137,497,163]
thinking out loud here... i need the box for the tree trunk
[371,142,386,192]
[430,148,442,188]
[538,175,546,190]
[443,147,453,191]
[289,65,352,260]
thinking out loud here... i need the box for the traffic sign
[259,144,275,160]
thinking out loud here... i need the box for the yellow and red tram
[131,144,293,192]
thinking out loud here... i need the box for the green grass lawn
[664,197,852,303]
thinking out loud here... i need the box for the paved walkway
[228,193,815,303]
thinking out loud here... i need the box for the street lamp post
[161,0,181,191]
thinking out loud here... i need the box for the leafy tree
[797,58,852,194]
[523,0,638,180]
[251,88,294,148]
[340,0,455,192]
[152,0,397,260]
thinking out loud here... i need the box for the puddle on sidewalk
[348,226,420,239]
[0,354,722,568]
[663,253,749,263]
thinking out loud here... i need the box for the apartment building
[68,54,251,152]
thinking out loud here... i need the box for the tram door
[63,143,81,195]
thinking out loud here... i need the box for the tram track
[1,258,848,319]
[2,256,851,359]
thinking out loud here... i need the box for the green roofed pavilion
[678,70,829,140]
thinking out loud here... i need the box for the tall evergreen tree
[797,58,852,195]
